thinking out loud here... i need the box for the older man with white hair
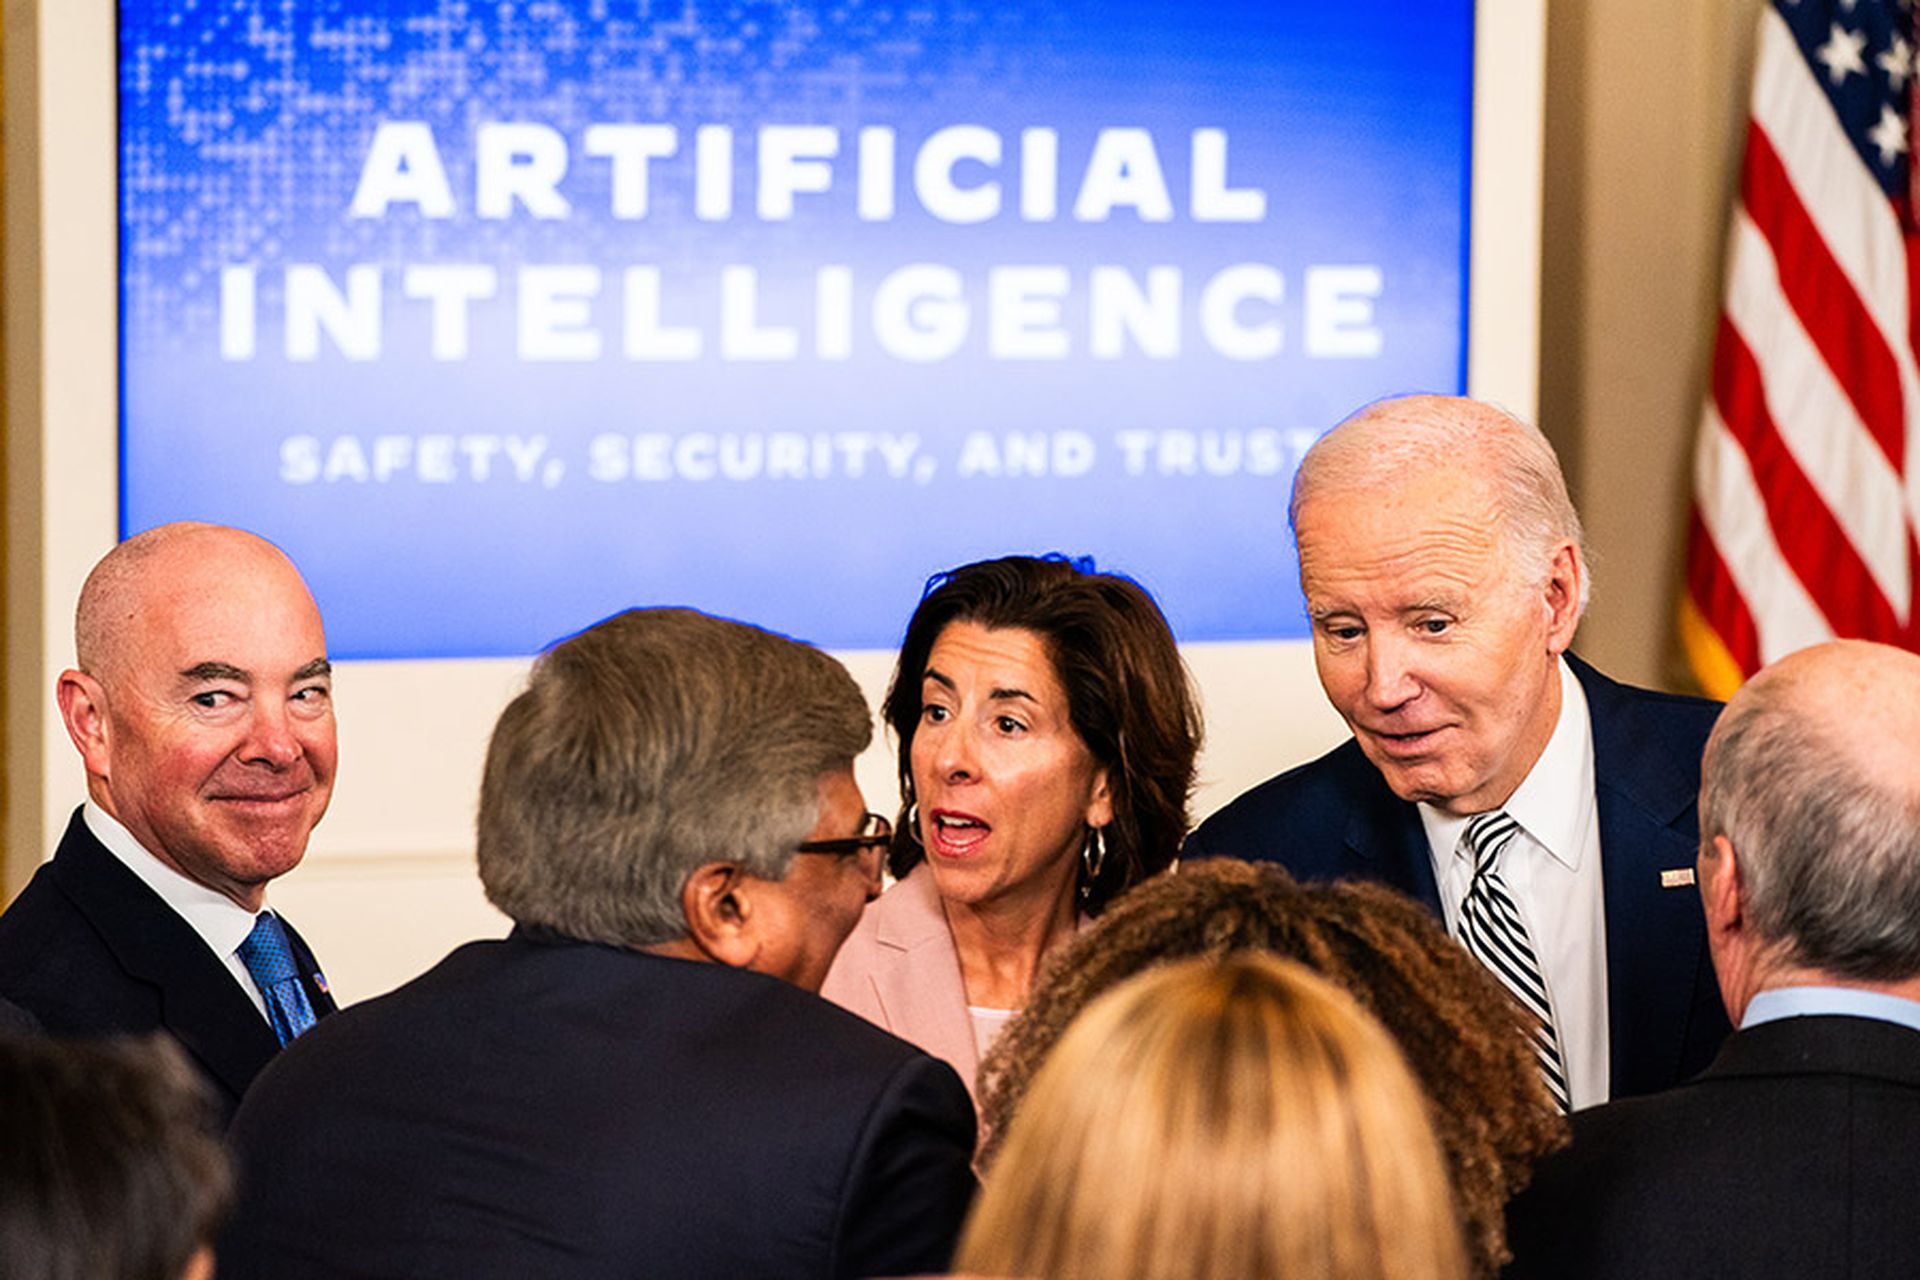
[1505,639,1920,1278]
[1188,394,1731,1107]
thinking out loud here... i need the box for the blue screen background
[120,0,1474,657]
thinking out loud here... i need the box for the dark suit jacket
[221,929,979,1280]
[1185,654,1729,1099]
[1504,1014,1920,1279]
[0,808,335,1120]
[0,993,39,1035]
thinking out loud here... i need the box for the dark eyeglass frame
[795,812,893,858]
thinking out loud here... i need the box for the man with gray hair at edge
[221,607,977,1280]
[1187,395,1730,1109]
[1505,639,1920,1279]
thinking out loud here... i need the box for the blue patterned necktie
[1458,812,1571,1113]
[237,911,318,1046]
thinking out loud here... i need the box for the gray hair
[1290,395,1591,612]
[476,608,873,947]
[1700,647,1920,981]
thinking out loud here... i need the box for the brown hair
[957,954,1467,1280]
[478,607,872,946]
[975,859,1566,1276]
[0,1034,232,1280]
[883,555,1202,913]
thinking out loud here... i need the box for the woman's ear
[679,862,760,970]
[1085,767,1114,830]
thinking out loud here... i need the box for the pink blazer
[821,864,982,1104]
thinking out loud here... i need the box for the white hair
[1290,395,1591,613]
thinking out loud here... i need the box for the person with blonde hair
[975,860,1563,1276]
[956,953,1468,1280]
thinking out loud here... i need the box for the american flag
[1683,0,1920,697]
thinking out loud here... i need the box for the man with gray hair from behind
[221,607,977,1280]
[1506,639,1920,1280]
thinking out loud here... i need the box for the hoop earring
[1081,825,1107,883]
[905,801,924,847]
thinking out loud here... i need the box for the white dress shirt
[1418,658,1612,1110]
[84,800,273,1021]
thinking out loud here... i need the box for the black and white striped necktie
[1458,811,1571,1112]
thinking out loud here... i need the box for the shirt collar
[1743,985,1920,1035]
[1418,657,1596,869]
[84,800,263,958]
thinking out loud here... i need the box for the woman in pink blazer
[822,555,1202,1104]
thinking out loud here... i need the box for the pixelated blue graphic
[120,1,1475,658]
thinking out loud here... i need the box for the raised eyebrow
[987,687,1038,704]
[293,658,333,682]
[921,668,956,694]
[181,661,249,683]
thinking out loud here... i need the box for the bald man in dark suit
[1506,641,1920,1280]
[0,524,338,1119]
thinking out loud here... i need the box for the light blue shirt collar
[1742,985,1920,1036]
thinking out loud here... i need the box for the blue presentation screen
[120,1,1474,658]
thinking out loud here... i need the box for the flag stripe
[1684,517,1762,682]
[1713,314,1906,640]
[1751,8,1916,391]
[1694,403,1836,661]
[1686,0,1916,693]
[1743,122,1908,473]
[1724,211,1912,615]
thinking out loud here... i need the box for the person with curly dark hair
[974,858,1566,1277]
[960,954,1468,1280]
[823,554,1203,1104]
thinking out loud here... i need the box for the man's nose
[1363,636,1422,710]
[242,701,305,768]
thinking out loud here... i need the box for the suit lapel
[1574,656,1717,1097]
[282,916,340,1016]
[51,815,284,1101]
[866,867,979,1087]
[1343,776,1444,916]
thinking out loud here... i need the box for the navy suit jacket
[222,929,979,1280]
[0,994,38,1035]
[1185,654,1730,1099]
[1504,1014,1920,1279]
[0,808,335,1121]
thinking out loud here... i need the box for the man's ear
[1698,834,1745,937]
[1542,542,1584,655]
[57,669,113,780]
[679,861,760,970]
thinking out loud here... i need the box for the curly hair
[975,859,1566,1277]
[883,554,1202,913]
[959,955,1466,1280]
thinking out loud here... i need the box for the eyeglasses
[795,812,893,858]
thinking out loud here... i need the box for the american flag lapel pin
[313,972,331,995]
[1660,868,1696,889]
